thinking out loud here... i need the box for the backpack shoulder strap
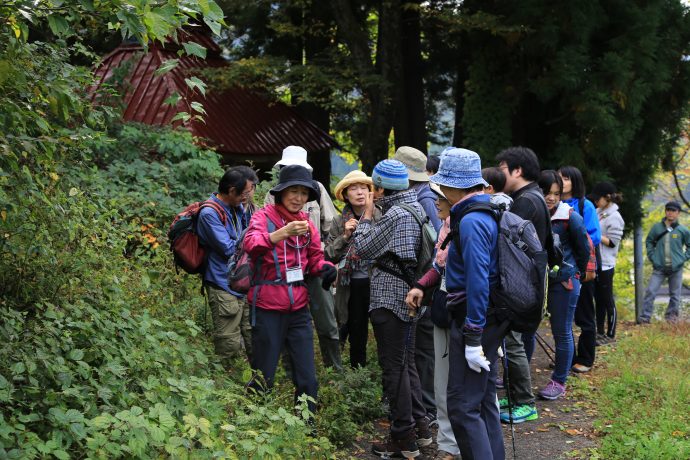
[200,200,228,225]
[440,201,500,250]
[397,202,427,227]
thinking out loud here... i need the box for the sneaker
[498,397,510,411]
[425,412,439,429]
[595,333,607,346]
[538,379,566,400]
[500,404,538,424]
[415,417,433,447]
[496,377,504,389]
[571,363,591,373]
[372,433,420,458]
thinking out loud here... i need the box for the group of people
[192,142,686,459]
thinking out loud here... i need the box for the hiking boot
[500,404,538,424]
[371,433,420,458]
[415,417,433,447]
[434,450,459,460]
[571,363,591,373]
[496,376,504,389]
[538,379,566,400]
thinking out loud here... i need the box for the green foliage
[457,0,690,225]
[589,323,690,459]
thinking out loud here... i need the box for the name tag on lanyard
[286,267,304,283]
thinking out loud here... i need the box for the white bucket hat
[274,145,313,172]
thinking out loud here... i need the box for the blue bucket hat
[372,159,409,191]
[430,148,488,190]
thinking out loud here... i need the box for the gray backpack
[444,202,548,334]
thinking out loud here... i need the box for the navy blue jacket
[445,194,498,330]
[197,194,246,295]
[550,202,590,283]
[415,183,442,233]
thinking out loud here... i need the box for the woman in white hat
[325,170,381,368]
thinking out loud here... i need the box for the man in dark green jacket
[639,201,690,323]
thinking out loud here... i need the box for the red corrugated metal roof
[93,31,337,157]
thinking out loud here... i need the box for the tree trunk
[394,0,427,152]
[331,0,402,173]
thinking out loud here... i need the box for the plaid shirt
[353,189,422,322]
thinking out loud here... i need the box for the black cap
[589,182,617,202]
[665,200,681,211]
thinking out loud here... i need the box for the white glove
[465,345,491,373]
[497,346,504,359]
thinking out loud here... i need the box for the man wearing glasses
[197,166,257,368]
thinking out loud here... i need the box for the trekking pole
[501,338,518,460]
[534,332,556,365]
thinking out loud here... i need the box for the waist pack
[168,200,227,274]
[442,202,548,335]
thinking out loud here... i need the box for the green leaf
[183,42,207,59]
[170,112,191,123]
[47,15,70,37]
[190,102,206,115]
[154,59,179,76]
[68,349,84,361]
[184,77,206,96]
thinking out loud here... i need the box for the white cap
[274,145,313,172]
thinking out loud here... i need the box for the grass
[586,322,690,459]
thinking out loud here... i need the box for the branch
[671,160,690,211]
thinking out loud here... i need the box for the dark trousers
[347,277,371,368]
[250,307,318,412]
[448,319,509,460]
[415,311,436,415]
[371,308,426,439]
[503,330,534,405]
[573,279,596,367]
[595,268,617,338]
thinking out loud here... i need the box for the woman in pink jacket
[244,165,336,414]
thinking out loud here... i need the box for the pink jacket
[244,205,332,312]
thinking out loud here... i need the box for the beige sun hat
[429,182,448,201]
[393,146,429,182]
[334,170,373,201]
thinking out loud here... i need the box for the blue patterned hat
[372,159,409,191]
[430,148,488,189]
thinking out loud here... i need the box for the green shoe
[498,397,510,411]
[500,404,538,424]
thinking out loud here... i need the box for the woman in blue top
[558,166,601,373]
[524,171,591,400]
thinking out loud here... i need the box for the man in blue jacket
[431,148,508,460]
[197,166,255,369]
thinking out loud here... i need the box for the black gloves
[320,264,337,290]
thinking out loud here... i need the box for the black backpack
[443,202,549,334]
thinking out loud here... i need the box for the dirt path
[345,325,603,459]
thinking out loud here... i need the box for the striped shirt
[353,189,422,322]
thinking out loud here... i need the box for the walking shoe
[372,434,420,458]
[538,379,566,400]
[415,417,433,447]
[498,397,510,411]
[424,412,439,429]
[571,363,591,373]
[500,404,538,424]
[496,377,504,389]
[595,333,607,346]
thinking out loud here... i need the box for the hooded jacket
[563,197,602,246]
[413,183,442,232]
[597,203,625,270]
[645,218,690,272]
[244,204,332,312]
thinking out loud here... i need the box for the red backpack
[168,200,227,274]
